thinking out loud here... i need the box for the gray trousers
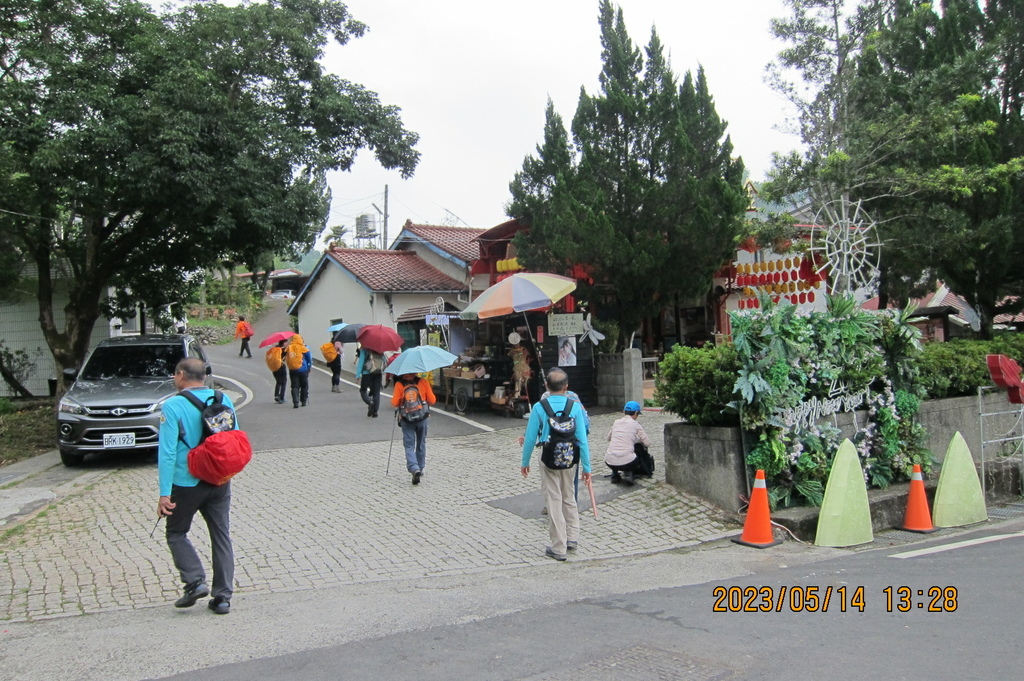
[166,481,234,600]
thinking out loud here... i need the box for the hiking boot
[545,547,567,561]
[622,471,635,486]
[610,472,623,484]
[174,582,209,608]
[412,471,421,485]
[566,541,578,551]
[208,596,230,615]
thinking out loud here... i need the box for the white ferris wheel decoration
[808,198,882,296]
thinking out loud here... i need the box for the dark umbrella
[356,324,404,353]
[332,323,367,344]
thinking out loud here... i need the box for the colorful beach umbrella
[459,272,577,320]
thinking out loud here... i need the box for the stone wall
[664,423,748,512]
[596,349,643,408]
[665,392,1024,513]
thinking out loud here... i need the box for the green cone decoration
[932,432,987,527]
[815,439,874,547]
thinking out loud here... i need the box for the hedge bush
[918,333,1024,399]
[654,343,739,426]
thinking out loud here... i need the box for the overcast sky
[322,0,802,242]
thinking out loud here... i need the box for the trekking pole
[150,516,163,539]
[385,409,398,476]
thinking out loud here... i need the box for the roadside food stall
[452,272,597,415]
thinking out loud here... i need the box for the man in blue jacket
[521,367,591,561]
[157,358,236,615]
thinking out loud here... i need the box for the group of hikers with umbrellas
[248,273,650,561]
[255,320,455,485]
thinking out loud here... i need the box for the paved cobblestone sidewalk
[0,411,736,622]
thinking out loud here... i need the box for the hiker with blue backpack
[157,358,240,615]
[520,367,591,561]
[391,372,437,485]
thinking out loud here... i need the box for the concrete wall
[664,422,748,512]
[917,391,1021,463]
[664,392,1024,513]
[596,349,643,408]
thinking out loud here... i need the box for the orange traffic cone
[899,464,937,533]
[732,469,782,548]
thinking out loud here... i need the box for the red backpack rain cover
[179,391,253,486]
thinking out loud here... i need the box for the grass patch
[0,399,55,466]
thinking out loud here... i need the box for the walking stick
[585,476,599,519]
[150,516,163,538]
[385,409,398,476]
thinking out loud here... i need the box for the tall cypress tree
[508,0,746,347]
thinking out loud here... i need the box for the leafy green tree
[508,0,746,347]
[0,0,419,376]
[766,0,1024,332]
[849,0,1024,335]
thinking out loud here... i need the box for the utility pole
[382,184,389,250]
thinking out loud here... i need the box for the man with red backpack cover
[157,358,237,615]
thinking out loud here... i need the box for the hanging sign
[547,313,584,337]
[426,315,453,326]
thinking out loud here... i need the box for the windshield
[81,345,184,380]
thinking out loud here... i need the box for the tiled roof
[326,248,465,292]
[401,222,486,263]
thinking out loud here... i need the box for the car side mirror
[206,365,212,376]
[63,367,79,383]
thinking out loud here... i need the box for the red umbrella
[356,324,404,353]
[258,331,296,348]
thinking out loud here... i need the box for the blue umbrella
[386,346,458,376]
[327,322,349,333]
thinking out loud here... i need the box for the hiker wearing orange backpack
[321,337,344,393]
[390,372,437,485]
[285,334,311,408]
[234,316,254,358]
[265,339,289,404]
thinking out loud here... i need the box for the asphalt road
[215,301,594,451]
[155,516,1024,681]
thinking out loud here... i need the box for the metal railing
[641,356,660,381]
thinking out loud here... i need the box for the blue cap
[624,400,642,414]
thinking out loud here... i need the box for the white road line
[889,531,1024,559]
[311,366,495,432]
[212,373,254,410]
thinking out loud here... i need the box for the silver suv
[56,335,211,466]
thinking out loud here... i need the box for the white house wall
[407,248,466,286]
[0,284,109,398]
[293,263,464,359]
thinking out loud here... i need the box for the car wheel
[59,449,85,467]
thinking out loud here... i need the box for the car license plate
[103,433,136,448]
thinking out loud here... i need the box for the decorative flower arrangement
[728,294,930,508]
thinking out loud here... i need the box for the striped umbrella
[459,272,577,320]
